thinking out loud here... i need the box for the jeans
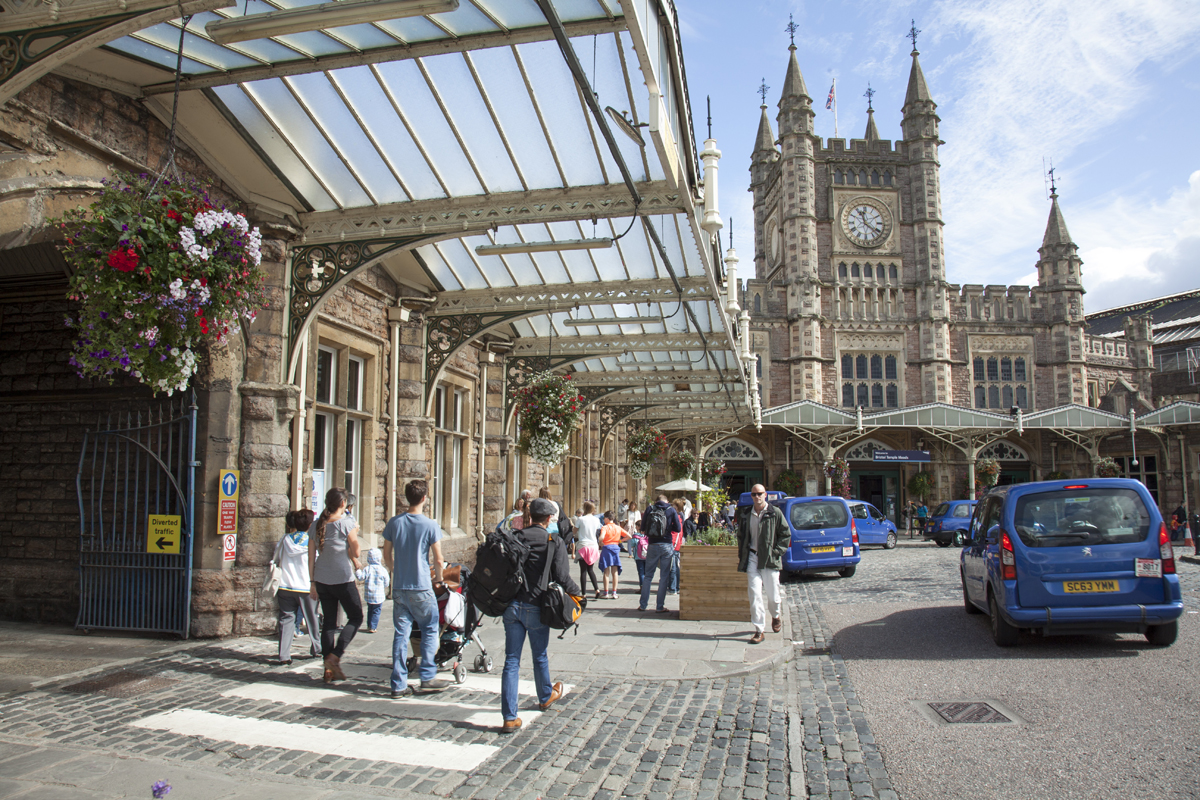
[746,552,781,633]
[668,550,681,593]
[640,542,675,611]
[367,602,383,631]
[315,581,363,658]
[501,601,552,722]
[391,589,440,691]
[277,589,320,661]
[635,558,646,587]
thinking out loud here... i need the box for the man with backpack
[498,497,581,734]
[639,494,680,613]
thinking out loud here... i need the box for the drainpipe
[291,335,309,508]
[478,348,492,538]
[386,305,410,519]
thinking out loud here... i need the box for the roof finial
[907,19,921,53]
[863,83,875,111]
[758,78,770,107]
[785,13,798,48]
[1044,157,1058,198]
[706,95,712,139]
[729,217,733,248]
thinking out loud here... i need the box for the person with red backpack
[638,494,680,613]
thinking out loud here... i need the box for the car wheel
[962,573,981,615]
[884,532,897,550]
[953,532,964,546]
[838,566,856,578]
[988,593,1019,647]
[1145,620,1179,647]
[936,540,951,548]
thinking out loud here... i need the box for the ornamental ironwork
[706,438,764,461]
[426,310,532,402]
[599,404,657,442]
[978,440,1029,461]
[0,14,136,88]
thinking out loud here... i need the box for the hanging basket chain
[144,11,193,203]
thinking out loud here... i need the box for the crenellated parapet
[950,284,1037,323]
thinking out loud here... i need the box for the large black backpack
[469,527,531,617]
[643,504,668,542]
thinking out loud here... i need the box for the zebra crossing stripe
[130,708,498,770]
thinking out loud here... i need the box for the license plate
[1063,579,1119,593]
[1135,559,1162,577]
[842,546,854,557]
[811,545,835,553]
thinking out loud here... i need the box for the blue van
[778,496,861,578]
[960,479,1183,647]
[925,500,977,547]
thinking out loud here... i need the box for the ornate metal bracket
[287,235,426,371]
[500,355,579,419]
[0,13,137,89]
[424,311,542,405]
[599,404,658,443]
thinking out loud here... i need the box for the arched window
[1000,358,1012,382]
[754,294,761,314]
[1014,358,1027,382]
[885,355,897,380]
[851,262,860,278]
[871,170,881,186]
[871,383,884,407]
[988,385,1000,408]
[856,355,868,379]
[1016,385,1028,409]
[974,358,985,381]
[883,171,893,186]
[1002,385,1014,408]
[843,383,855,407]
[838,262,848,278]
[889,263,898,280]
[857,383,869,407]
[987,357,999,381]
[859,170,869,185]
[847,170,857,186]
[886,384,898,407]
[870,355,883,379]
[975,386,986,408]
[876,264,886,280]
[841,354,853,377]
[834,169,845,184]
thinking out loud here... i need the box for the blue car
[960,479,1183,647]
[925,500,977,547]
[779,496,862,578]
[848,500,899,549]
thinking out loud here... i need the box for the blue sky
[678,0,1200,314]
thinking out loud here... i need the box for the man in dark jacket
[737,484,789,644]
[639,494,681,613]
[500,497,582,734]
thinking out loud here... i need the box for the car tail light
[1063,484,1089,490]
[851,519,859,545]
[1000,530,1016,580]
[1159,523,1176,574]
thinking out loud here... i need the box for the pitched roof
[781,45,809,99]
[1085,288,1200,337]
[904,50,933,107]
[1041,192,1074,248]
[864,108,880,141]
[754,106,776,154]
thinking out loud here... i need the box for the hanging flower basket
[774,469,805,498]
[55,172,266,395]
[626,424,667,481]
[1095,457,1120,478]
[515,371,585,467]
[823,457,851,499]
[668,449,727,483]
[907,470,934,501]
[975,457,1002,490]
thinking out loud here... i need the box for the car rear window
[1013,488,1151,547]
[933,503,950,517]
[790,501,849,530]
[952,504,973,518]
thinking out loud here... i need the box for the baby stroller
[407,564,493,683]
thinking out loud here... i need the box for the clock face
[842,199,890,247]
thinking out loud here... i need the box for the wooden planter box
[679,545,750,621]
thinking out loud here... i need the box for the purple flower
[99,311,108,319]
[151,780,172,798]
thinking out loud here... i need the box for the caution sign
[219,468,239,563]
[147,514,182,554]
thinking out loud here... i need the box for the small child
[598,512,631,599]
[355,548,390,633]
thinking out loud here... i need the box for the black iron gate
[76,392,198,637]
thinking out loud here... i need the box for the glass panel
[889,264,898,279]
[374,15,450,43]
[286,72,407,204]
[884,171,893,186]
[413,243,462,291]
[862,264,872,281]
[313,413,328,469]
[857,384,869,407]
[790,500,849,530]
[345,418,357,496]
[373,60,484,196]
[1000,358,1012,382]
[871,170,880,186]
[107,33,215,74]
[975,386,986,408]
[973,358,985,381]
[847,170,856,186]
[988,385,1000,408]
[316,347,335,404]
[871,384,883,407]
[1016,385,1028,409]
[834,170,844,184]
[431,433,445,522]
[870,355,882,379]
[838,263,847,278]
[551,0,608,22]
[320,21,401,50]
[1014,358,1027,382]
[856,355,868,379]
[477,0,546,29]
[842,354,853,377]
[1002,385,1014,408]
[450,436,463,528]
[859,170,868,184]
[886,384,898,408]
[885,355,897,380]
[210,85,336,210]
[877,264,886,280]
[517,40,605,186]
[243,80,373,207]
[1013,488,1150,547]
[843,384,854,407]
[429,1,502,36]
[347,356,362,410]
[435,386,446,429]
[851,263,860,278]
[271,30,358,58]
[986,357,999,381]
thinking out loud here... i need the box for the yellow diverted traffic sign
[147,514,182,554]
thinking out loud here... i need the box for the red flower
[166,209,182,222]
[107,248,139,272]
[161,198,170,207]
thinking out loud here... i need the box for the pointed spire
[904,49,933,107]
[1042,189,1074,248]
[864,108,880,141]
[781,45,809,99]
[754,104,776,154]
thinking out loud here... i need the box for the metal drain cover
[912,699,1025,727]
[61,670,177,698]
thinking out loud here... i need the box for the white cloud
[930,0,1200,297]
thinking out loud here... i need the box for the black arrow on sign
[156,537,171,550]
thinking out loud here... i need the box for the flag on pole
[826,82,835,110]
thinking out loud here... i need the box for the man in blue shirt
[382,479,450,697]
[639,494,681,613]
